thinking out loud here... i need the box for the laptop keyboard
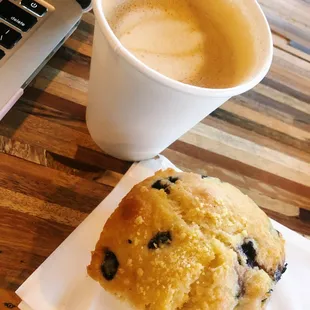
[0,0,49,64]
[0,0,38,31]
[0,49,5,60]
[21,0,47,17]
[0,22,22,49]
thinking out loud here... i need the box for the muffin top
[88,169,286,310]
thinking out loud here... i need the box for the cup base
[87,122,161,162]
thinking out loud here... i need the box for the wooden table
[1,1,310,308]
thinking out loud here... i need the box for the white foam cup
[87,0,273,161]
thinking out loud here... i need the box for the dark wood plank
[22,87,87,121]
[48,46,91,80]
[0,108,131,174]
[0,208,74,284]
[262,77,310,104]
[263,208,310,236]
[0,289,21,310]
[241,91,310,132]
[0,153,112,213]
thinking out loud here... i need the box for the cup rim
[92,0,273,98]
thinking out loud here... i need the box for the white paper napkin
[16,156,310,310]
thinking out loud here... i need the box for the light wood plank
[180,123,310,187]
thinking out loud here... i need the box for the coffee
[107,0,260,89]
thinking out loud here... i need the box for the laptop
[0,0,91,120]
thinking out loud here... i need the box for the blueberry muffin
[87,169,286,310]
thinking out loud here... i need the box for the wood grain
[1,2,310,308]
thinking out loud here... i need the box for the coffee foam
[108,0,261,89]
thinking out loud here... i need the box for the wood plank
[232,93,310,134]
[259,0,310,48]
[221,99,310,149]
[0,107,100,157]
[0,108,132,174]
[168,140,310,199]
[212,103,306,155]
[0,135,47,166]
[0,135,109,185]
[18,94,89,135]
[22,87,87,121]
[0,207,75,307]
[70,20,94,46]
[0,187,88,228]
[0,288,21,310]
[64,37,92,58]
[0,135,125,189]
[273,47,310,80]
[254,83,310,115]
[273,33,310,63]
[31,65,88,106]
[262,77,310,104]
[241,91,310,131]
[204,115,310,163]
[300,209,310,222]
[179,122,310,187]
[263,208,310,236]
[48,46,91,80]
[163,148,310,215]
[0,153,112,213]
[269,62,310,98]
[260,0,310,29]
[0,246,46,287]
[0,207,73,268]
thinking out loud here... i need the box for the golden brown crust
[87,169,286,310]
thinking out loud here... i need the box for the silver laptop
[0,0,91,120]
